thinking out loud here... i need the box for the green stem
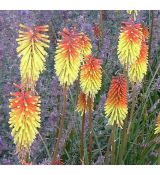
[119,84,137,164]
[115,129,121,164]
[38,132,51,160]
[118,67,129,164]
[51,85,67,164]
[140,64,159,117]
[75,79,80,106]
[50,19,58,43]
[118,119,128,164]
[127,85,137,135]
[147,10,154,77]
[104,131,112,164]
[148,11,154,60]
[80,111,86,165]
[55,94,61,139]
[111,125,116,165]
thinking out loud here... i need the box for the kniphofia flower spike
[79,33,92,58]
[17,24,50,88]
[128,24,149,83]
[9,84,41,153]
[117,20,142,66]
[76,91,93,115]
[80,55,102,98]
[55,28,82,86]
[76,92,87,115]
[104,75,128,128]
[128,41,148,83]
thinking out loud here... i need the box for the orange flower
[117,20,142,66]
[104,75,128,127]
[17,24,50,88]
[9,84,41,152]
[128,42,148,83]
[80,55,102,98]
[55,28,82,86]
[141,24,149,40]
[76,92,93,115]
[79,33,92,58]
[76,92,87,115]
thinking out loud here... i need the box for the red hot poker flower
[9,84,41,152]
[118,20,142,66]
[80,55,102,98]
[55,28,82,86]
[104,75,128,128]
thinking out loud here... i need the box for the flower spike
[79,33,92,58]
[141,24,149,40]
[54,28,82,86]
[76,91,93,115]
[76,92,87,115]
[104,75,128,128]
[117,20,142,66]
[9,84,41,154]
[17,24,50,88]
[128,42,148,83]
[80,55,102,98]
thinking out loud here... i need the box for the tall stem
[127,85,137,134]
[118,119,127,164]
[148,11,154,60]
[55,94,61,138]
[88,96,93,164]
[38,132,51,160]
[111,124,116,165]
[104,130,112,164]
[119,85,137,164]
[80,111,86,165]
[118,67,129,164]
[51,85,67,164]
[19,148,30,165]
[96,10,104,57]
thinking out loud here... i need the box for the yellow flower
[104,75,128,128]
[9,84,41,152]
[141,24,149,40]
[79,33,92,58]
[155,113,160,134]
[76,92,87,115]
[76,91,93,115]
[17,24,50,88]
[54,28,82,86]
[128,42,148,83]
[80,55,102,98]
[117,20,142,66]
